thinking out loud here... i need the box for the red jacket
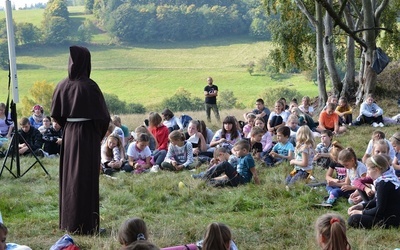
[150,125,169,151]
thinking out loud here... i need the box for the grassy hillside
[0,6,318,115]
[1,114,400,249]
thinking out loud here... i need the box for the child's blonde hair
[390,132,400,145]
[366,154,390,173]
[295,125,315,150]
[372,139,389,155]
[302,96,311,106]
[169,130,185,142]
[106,133,126,159]
[287,114,299,125]
[315,213,350,250]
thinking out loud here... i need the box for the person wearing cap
[29,104,44,129]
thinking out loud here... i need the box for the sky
[0,0,48,9]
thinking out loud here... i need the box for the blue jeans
[326,186,352,199]
[153,150,166,165]
[285,169,309,185]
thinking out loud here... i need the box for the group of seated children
[311,128,400,230]
[118,217,238,250]
[0,104,62,159]
[15,117,61,158]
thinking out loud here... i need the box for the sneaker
[372,122,379,127]
[191,172,205,179]
[314,202,333,208]
[150,165,160,173]
[378,122,384,127]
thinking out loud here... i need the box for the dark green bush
[262,87,302,108]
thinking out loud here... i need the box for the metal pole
[5,0,20,177]
[5,0,19,103]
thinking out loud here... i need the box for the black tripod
[0,102,50,178]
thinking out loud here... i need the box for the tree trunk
[355,0,377,104]
[316,2,327,109]
[323,0,342,96]
[340,1,356,100]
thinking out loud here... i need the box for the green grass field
[1,122,400,250]
[0,6,318,114]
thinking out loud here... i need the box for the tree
[20,81,55,117]
[77,20,93,43]
[315,0,398,104]
[85,0,94,13]
[15,23,41,45]
[42,0,70,44]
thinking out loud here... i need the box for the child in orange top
[317,103,346,135]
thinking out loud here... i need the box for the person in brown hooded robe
[51,46,110,235]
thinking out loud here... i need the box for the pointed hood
[68,46,91,80]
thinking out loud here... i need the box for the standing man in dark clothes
[204,76,220,123]
[51,46,110,235]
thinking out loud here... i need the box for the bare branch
[294,0,318,27]
[315,0,367,49]
[375,0,389,27]
[354,27,393,34]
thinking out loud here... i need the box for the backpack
[180,114,192,129]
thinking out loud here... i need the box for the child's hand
[172,161,177,167]
[289,159,295,165]
[269,151,277,157]
[341,184,352,192]
[134,163,141,169]
[327,179,338,186]
[313,153,320,160]
[175,165,184,171]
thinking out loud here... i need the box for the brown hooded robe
[51,46,110,235]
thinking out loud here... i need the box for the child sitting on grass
[254,117,273,156]
[101,133,126,175]
[335,97,353,125]
[199,139,260,187]
[246,127,264,161]
[242,113,256,138]
[313,130,333,169]
[390,132,400,177]
[318,141,347,207]
[264,126,294,166]
[362,130,395,164]
[191,147,232,180]
[286,125,315,186]
[126,133,152,174]
[349,139,390,205]
[161,131,197,171]
[331,147,367,205]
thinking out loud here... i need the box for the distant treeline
[92,0,276,42]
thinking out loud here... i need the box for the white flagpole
[5,0,19,103]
